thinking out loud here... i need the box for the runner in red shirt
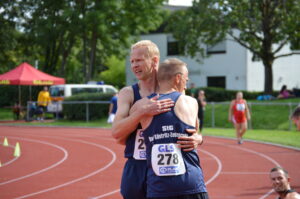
[228,92,251,144]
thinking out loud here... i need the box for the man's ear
[174,73,181,84]
[152,56,159,66]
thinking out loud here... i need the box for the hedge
[186,87,278,102]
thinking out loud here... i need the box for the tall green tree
[0,0,29,72]
[19,0,166,83]
[98,55,126,89]
[168,0,300,93]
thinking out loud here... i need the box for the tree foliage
[98,56,126,89]
[0,0,166,83]
[168,0,300,93]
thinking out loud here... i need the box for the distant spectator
[277,85,295,99]
[37,86,51,121]
[292,88,300,97]
[107,92,118,124]
[28,102,37,120]
[228,91,251,144]
[12,102,22,120]
[257,94,275,101]
[269,167,300,199]
[291,106,300,131]
[197,90,207,132]
[189,83,197,97]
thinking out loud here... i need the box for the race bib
[133,129,146,160]
[236,103,245,111]
[151,143,186,176]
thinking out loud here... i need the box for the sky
[168,0,193,6]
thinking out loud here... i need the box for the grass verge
[1,118,299,149]
[203,128,300,149]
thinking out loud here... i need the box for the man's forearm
[111,110,143,141]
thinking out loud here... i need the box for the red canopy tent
[0,62,65,104]
[0,62,65,85]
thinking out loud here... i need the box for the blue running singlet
[143,91,207,198]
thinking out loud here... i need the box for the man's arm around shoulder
[111,86,144,144]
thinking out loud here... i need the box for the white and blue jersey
[143,91,207,198]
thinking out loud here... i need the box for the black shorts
[37,106,47,114]
[148,192,209,199]
[121,159,147,199]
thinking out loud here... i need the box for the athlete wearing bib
[232,99,247,123]
[120,83,147,199]
[143,91,207,198]
[228,92,250,144]
[113,42,203,199]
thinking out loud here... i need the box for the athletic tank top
[124,83,143,158]
[233,99,247,121]
[278,189,296,199]
[143,91,207,197]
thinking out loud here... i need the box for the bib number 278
[157,153,179,165]
[151,143,186,176]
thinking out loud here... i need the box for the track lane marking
[15,136,117,199]
[0,136,68,186]
[0,140,19,167]
[207,140,280,199]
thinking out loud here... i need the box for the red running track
[0,125,299,199]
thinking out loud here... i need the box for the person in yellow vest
[37,86,51,121]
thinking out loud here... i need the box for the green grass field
[203,128,300,148]
[1,97,300,149]
[203,98,300,130]
[1,116,299,149]
[0,108,14,120]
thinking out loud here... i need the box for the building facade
[126,32,300,92]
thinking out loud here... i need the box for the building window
[207,41,226,54]
[167,35,182,56]
[207,76,226,88]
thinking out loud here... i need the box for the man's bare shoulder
[116,86,135,107]
[119,85,133,94]
[287,192,300,199]
[119,86,134,98]
[180,94,197,105]
[176,94,198,112]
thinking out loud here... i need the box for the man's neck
[158,83,176,94]
[278,189,293,199]
[138,76,158,97]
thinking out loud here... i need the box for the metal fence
[206,102,299,131]
[26,100,110,122]
[25,101,300,130]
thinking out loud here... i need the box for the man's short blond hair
[131,40,160,59]
[157,58,187,82]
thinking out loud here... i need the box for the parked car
[47,84,118,115]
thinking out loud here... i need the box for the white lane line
[198,149,223,186]
[90,147,224,199]
[0,142,19,167]
[208,140,280,199]
[15,137,117,199]
[0,136,68,186]
[4,133,120,199]
[89,189,120,199]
